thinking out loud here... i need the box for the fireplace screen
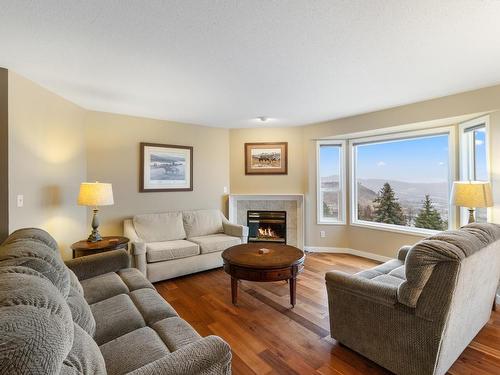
[247,211,286,243]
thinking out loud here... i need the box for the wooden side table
[71,236,129,259]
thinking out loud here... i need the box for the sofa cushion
[146,240,200,262]
[117,268,155,291]
[60,323,106,375]
[0,240,71,298]
[355,259,404,280]
[0,267,74,374]
[2,227,59,251]
[91,294,146,345]
[67,285,96,337]
[68,268,84,295]
[100,327,169,375]
[388,265,406,280]
[188,234,241,254]
[153,317,202,351]
[81,272,129,304]
[130,288,178,325]
[182,209,224,237]
[133,212,186,242]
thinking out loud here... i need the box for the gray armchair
[326,223,500,375]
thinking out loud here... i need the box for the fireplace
[247,210,286,243]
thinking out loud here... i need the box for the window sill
[350,221,440,237]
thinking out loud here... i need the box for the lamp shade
[451,181,493,208]
[78,182,114,207]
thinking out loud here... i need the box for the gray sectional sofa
[326,223,500,375]
[124,209,248,282]
[0,228,232,374]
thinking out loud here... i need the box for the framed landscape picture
[140,142,193,192]
[245,142,288,175]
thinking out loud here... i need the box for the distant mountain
[320,176,449,219]
[358,179,448,205]
[357,183,377,207]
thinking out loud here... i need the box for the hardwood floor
[154,252,500,374]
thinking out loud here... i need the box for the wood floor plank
[155,253,500,375]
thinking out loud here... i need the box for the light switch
[320,230,326,238]
[17,194,24,208]
[223,186,228,194]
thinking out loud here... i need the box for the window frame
[458,115,491,226]
[316,140,347,225]
[349,126,457,236]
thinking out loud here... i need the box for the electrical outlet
[17,194,24,208]
[320,230,326,238]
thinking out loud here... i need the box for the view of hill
[320,175,449,224]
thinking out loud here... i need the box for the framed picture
[245,142,288,175]
[140,142,193,192]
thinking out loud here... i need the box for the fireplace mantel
[228,194,304,249]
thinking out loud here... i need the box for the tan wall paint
[8,72,87,259]
[229,127,306,194]
[85,111,230,236]
[0,68,8,242]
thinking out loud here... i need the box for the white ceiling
[1,1,500,128]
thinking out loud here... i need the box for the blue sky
[319,145,340,178]
[474,129,487,180]
[320,135,450,183]
[356,135,449,183]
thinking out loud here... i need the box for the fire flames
[258,227,278,238]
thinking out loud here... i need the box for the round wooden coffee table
[222,243,305,307]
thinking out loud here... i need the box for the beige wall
[85,111,230,236]
[0,68,8,242]
[229,127,306,194]
[8,72,87,259]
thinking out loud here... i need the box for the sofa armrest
[127,336,231,375]
[397,245,412,262]
[326,270,398,306]
[130,242,147,276]
[223,222,249,238]
[65,250,130,281]
[124,219,141,243]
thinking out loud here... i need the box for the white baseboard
[304,246,393,263]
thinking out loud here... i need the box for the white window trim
[349,126,457,236]
[316,140,347,225]
[458,115,491,226]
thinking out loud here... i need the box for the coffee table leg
[290,277,297,307]
[231,277,238,305]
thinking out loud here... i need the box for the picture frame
[244,142,288,175]
[140,142,193,192]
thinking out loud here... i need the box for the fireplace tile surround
[228,194,304,249]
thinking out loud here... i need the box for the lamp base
[467,208,475,224]
[87,229,102,242]
[87,208,102,242]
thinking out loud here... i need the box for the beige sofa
[326,223,500,375]
[124,209,248,282]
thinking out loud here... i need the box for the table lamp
[78,182,114,242]
[451,181,493,224]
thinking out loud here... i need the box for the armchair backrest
[398,223,500,318]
